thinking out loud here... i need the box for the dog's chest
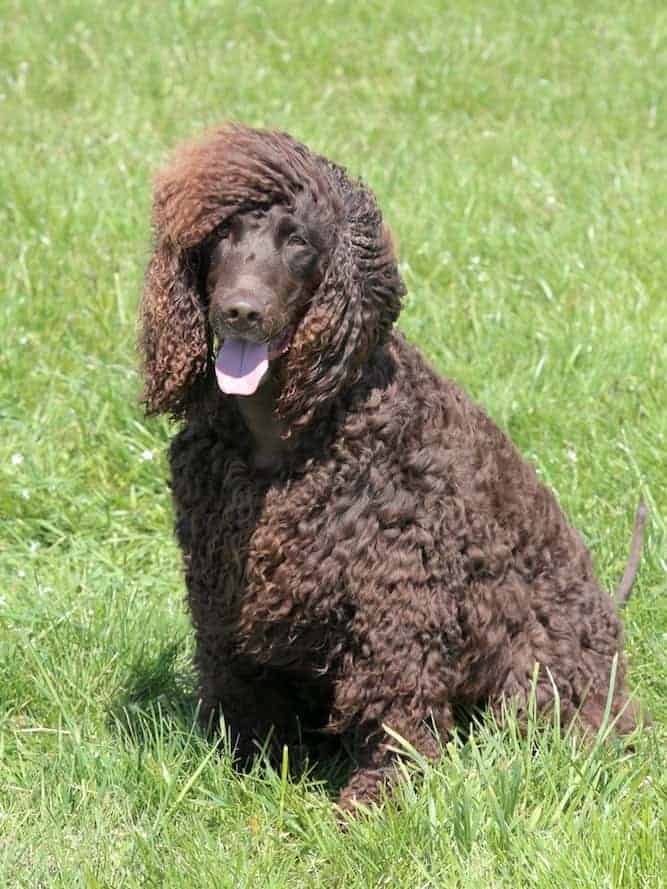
[172,437,348,665]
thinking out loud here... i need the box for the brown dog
[140,124,645,809]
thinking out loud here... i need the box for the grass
[1,0,666,885]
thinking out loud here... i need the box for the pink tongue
[215,339,269,396]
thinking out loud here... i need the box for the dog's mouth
[214,329,292,396]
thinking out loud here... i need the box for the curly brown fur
[140,123,643,811]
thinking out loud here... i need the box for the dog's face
[206,204,330,396]
[141,124,406,423]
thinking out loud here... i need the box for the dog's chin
[214,328,293,397]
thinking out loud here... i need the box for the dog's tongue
[215,339,269,396]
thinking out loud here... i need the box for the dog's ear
[366,222,404,346]
[139,239,210,417]
[278,194,405,432]
[278,231,366,430]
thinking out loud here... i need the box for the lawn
[1,0,666,885]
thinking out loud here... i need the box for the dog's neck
[234,378,294,473]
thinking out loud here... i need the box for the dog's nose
[219,296,264,329]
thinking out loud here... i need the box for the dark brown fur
[140,123,641,809]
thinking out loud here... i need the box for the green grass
[1,0,666,885]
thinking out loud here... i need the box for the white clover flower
[140,449,154,461]
[11,453,24,466]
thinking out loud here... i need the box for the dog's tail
[615,498,648,607]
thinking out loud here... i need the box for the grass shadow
[107,639,354,798]
[108,638,200,746]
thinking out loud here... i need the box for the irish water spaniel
[139,123,643,809]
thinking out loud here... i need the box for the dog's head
[139,124,405,431]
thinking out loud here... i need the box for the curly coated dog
[139,123,645,809]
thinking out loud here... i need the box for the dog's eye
[287,232,308,248]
